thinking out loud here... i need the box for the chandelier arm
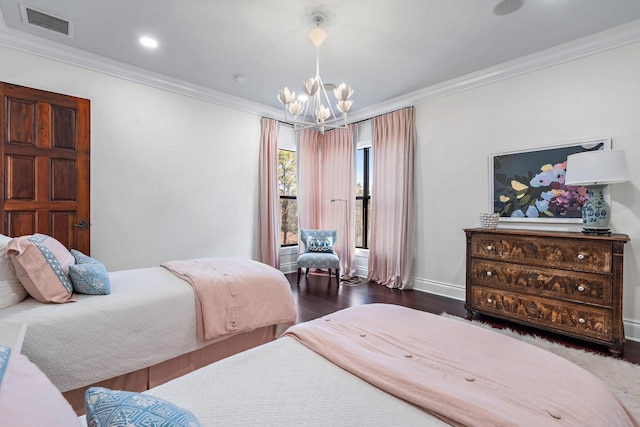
[289,115,349,131]
[315,75,342,124]
[316,45,321,79]
[302,96,312,120]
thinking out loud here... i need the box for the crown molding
[0,11,282,119]
[348,19,640,122]
[0,12,639,123]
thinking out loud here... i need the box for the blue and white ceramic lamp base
[582,185,611,234]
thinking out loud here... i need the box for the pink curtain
[297,129,322,231]
[296,129,321,230]
[297,126,355,276]
[320,126,355,276]
[258,118,280,268]
[368,107,416,289]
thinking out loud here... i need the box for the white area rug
[441,313,640,420]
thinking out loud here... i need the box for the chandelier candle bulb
[337,100,352,113]
[288,102,303,116]
[334,83,353,101]
[278,87,295,105]
[317,105,330,122]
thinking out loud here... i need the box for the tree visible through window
[356,146,372,248]
[279,149,298,246]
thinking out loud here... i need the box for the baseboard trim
[624,318,640,343]
[412,277,465,301]
[280,261,297,275]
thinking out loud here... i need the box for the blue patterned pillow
[69,263,111,295]
[307,236,334,253]
[85,387,201,427]
[0,341,10,390]
[71,249,101,265]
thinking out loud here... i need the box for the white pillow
[0,234,27,308]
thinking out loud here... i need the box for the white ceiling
[1,0,640,119]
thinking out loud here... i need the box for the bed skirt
[63,325,276,414]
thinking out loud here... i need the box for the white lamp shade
[564,149,629,186]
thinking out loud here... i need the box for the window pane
[278,149,296,196]
[279,148,298,246]
[280,198,298,245]
[368,146,373,196]
[356,148,364,197]
[355,199,363,247]
[366,199,371,246]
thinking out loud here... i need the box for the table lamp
[565,149,629,235]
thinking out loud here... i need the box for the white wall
[413,41,640,340]
[0,46,262,271]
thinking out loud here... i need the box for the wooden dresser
[464,228,629,355]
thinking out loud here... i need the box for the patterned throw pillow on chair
[307,236,334,253]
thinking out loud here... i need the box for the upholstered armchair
[297,229,340,285]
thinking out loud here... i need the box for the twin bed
[0,255,297,414]
[1,302,637,426]
[102,303,636,426]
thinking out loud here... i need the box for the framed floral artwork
[490,137,611,222]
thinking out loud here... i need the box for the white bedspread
[0,267,270,392]
[79,337,446,427]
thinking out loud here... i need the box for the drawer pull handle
[577,285,585,292]
[487,298,493,303]
[578,318,586,324]
[486,271,493,277]
[486,245,493,251]
[577,254,585,260]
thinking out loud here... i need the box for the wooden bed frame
[63,325,275,414]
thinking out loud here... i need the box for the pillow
[0,347,81,426]
[0,340,10,389]
[7,234,76,303]
[0,234,27,308]
[71,248,101,265]
[69,263,111,295]
[306,235,334,253]
[85,387,202,427]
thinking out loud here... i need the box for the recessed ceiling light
[494,0,525,16]
[139,36,158,48]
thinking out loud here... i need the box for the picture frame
[489,137,611,223]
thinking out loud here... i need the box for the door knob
[73,219,89,230]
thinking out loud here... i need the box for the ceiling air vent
[20,5,72,36]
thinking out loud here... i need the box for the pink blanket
[283,304,638,427]
[162,258,296,341]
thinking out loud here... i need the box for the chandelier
[277,14,353,133]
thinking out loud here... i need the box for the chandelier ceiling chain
[277,14,353,133]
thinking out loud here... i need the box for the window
[356,146,373,249]
[279,148,298,246]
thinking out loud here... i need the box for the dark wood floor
[288,272,640,365]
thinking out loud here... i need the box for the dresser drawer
[471,287,612,341]
[470,259,612,306]
[470,233,612,273]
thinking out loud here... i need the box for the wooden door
[0,82,90,254]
